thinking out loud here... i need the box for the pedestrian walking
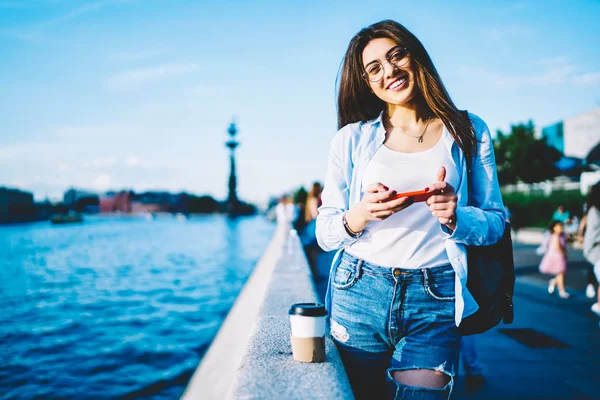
[582,182,600,319]
[578,202,599,299]
[539,220,569,299]
[301,182,324,280]
[551,204,571,224]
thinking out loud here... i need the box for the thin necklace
[385,115,433,143]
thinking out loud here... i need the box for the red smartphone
[390,189,431,203]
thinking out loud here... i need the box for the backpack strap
[463,111,474,208]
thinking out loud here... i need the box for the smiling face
[361,37,418,107]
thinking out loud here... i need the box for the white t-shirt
[275,203,297,225]
[346,127,459,268]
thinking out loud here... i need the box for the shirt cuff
[336,212,360,245]
[441,206,471,241]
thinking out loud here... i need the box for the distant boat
[50,211,83,224]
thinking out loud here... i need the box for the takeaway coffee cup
[288,302,327,363]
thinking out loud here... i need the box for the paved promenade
[454,246,600,399]
[314,234,600,400]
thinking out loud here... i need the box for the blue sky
[1,0,599,205]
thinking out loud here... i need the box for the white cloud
[83,157,119,168]
[495,64,576,88]
[485,24,535,42]
[572,72,600,87]
[112,49,166,62]
[45,1,108,27]
[0,132,210,200]
[3,0,132,42]
[94,174,111,190]
[537,57,570,67]
[52,123,138,140]
[457,58,599,89]
[105,63,201,89]
[189,85,222,97]
[0,141,68,161]
[125,155,139,167]
[57,162,71,172]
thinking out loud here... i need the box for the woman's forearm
[345,207,368,234]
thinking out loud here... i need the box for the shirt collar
[372,110,384,126]
[369,111,387,145]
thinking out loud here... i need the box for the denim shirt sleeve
[316,127,359,252]
[446,115,506,246]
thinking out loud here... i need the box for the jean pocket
[332,263,358,290]
[423,273,455,302]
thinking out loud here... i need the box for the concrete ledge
[231,316,352,399]
[183,224,354,399]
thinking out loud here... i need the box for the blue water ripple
[0,214,274,399]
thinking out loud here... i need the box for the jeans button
[393,269,401,277]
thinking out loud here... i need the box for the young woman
[583,182,600,319]
[578,201,599,299]
[539,220,569,298]
[302,182,324,278]
[316,20,506,400]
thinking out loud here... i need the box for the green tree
[188,195,220,213]
[494,121,561,185]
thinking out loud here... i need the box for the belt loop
[422,268,430,287]
[356,258,364,278]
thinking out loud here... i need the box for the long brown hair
[337,20,477,159]
[305,182,323,223]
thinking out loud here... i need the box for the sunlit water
[0,214,275,399]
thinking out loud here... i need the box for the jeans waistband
[340,250,453,282]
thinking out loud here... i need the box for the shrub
[502,189,585,230]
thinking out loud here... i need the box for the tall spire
[225,118,239,215]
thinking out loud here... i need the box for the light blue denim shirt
[316,112,506,326]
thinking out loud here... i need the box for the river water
[0,214,275,399]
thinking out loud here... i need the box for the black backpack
[458,128,515,336]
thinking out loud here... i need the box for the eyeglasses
[362,46,410,82]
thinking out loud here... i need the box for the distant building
[542,108,600,159]
[64,188,94,205]
[131,191,177,213]
[0,187,38,223]
[99,191,133,213]
[565,109,600,160]
[64,188,99,213]
[98,191,199,214]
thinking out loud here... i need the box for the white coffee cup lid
[288,303,327,317]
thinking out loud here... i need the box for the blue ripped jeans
[330,251,460,400]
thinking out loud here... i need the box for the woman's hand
[345,182,413,233]
[426,167,457,230]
